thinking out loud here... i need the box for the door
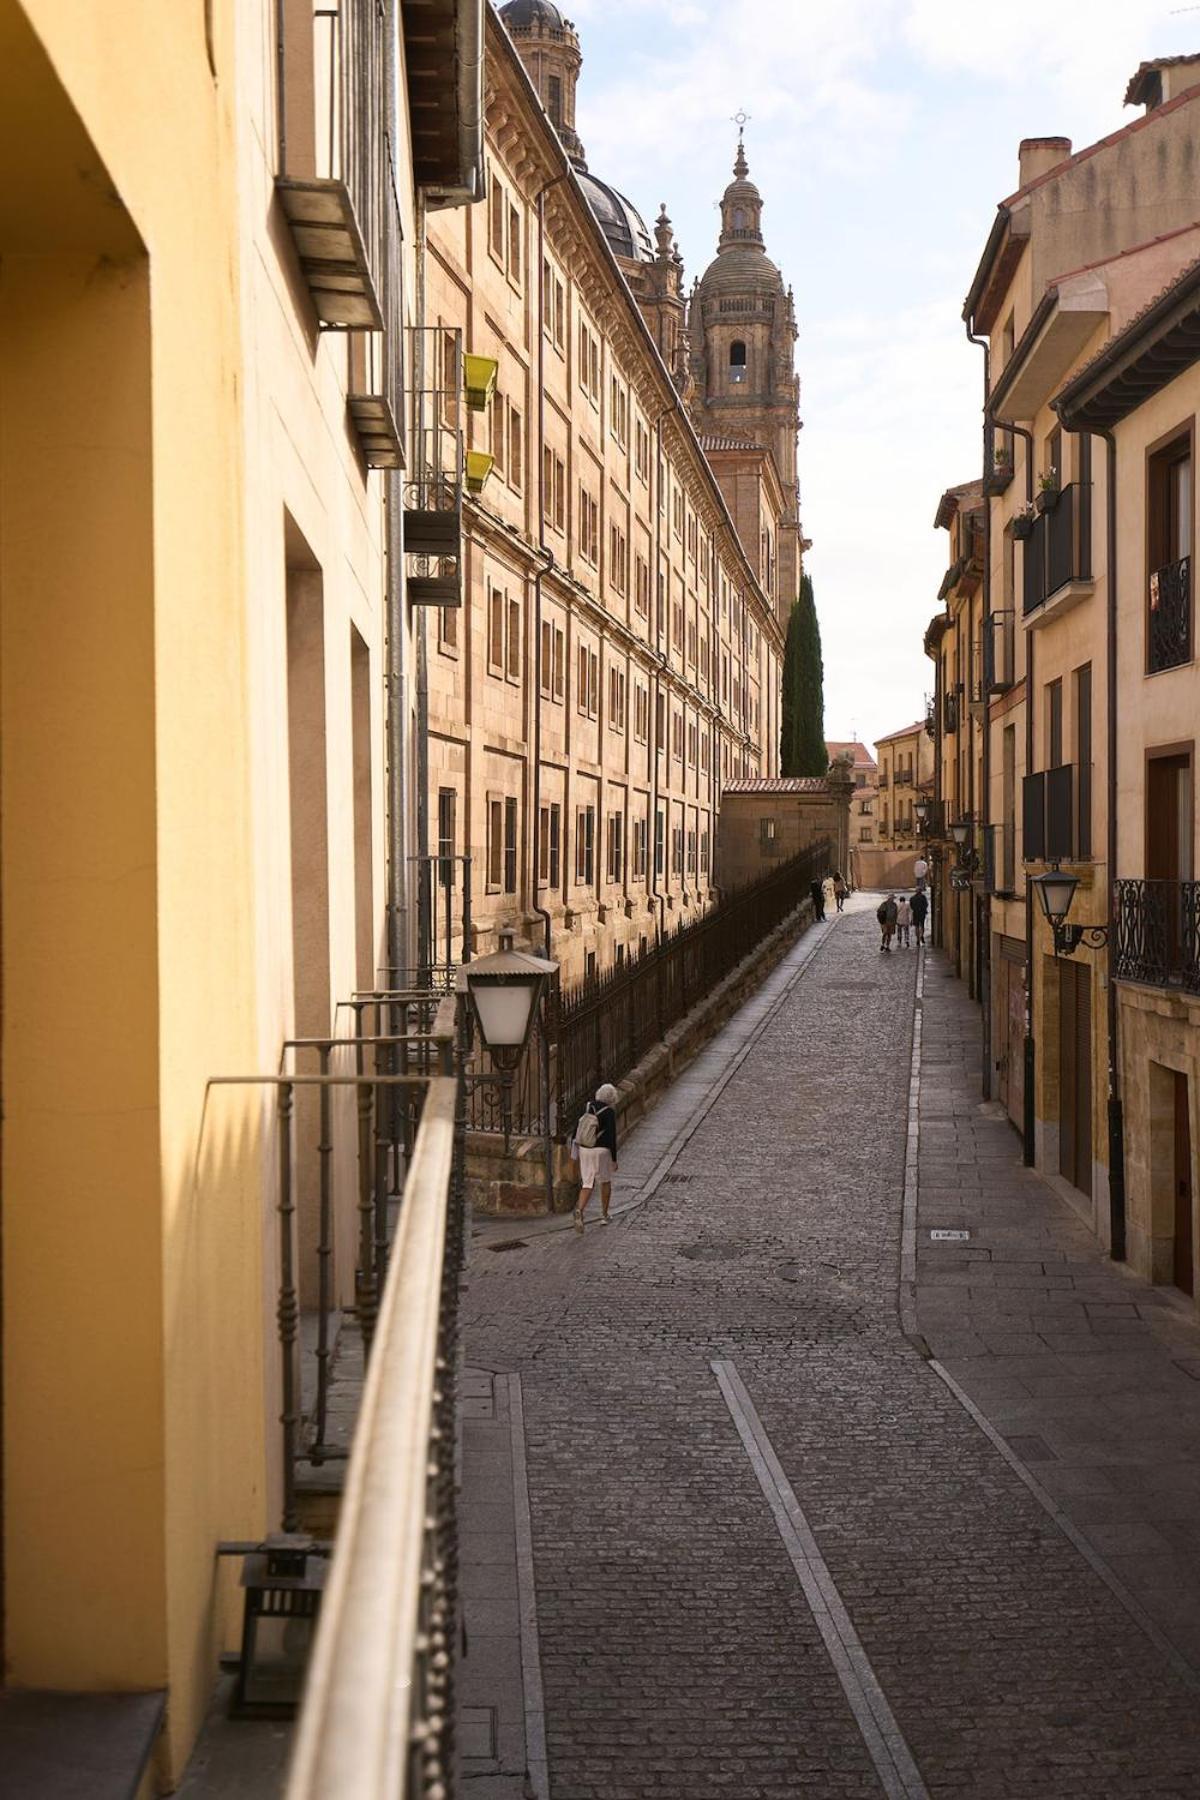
[1058,961,1093,1197]
[1174,1072,1194,1296]
[995,936,1025,1135]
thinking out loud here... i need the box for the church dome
[499,0,568,27]
[695,133,782,297]
[575,169,654,263]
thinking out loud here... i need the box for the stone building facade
[717,771,853,891]
[828,738,879,885]
[422,1,804,983]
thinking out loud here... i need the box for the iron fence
[553,839,830,1138]
[1113,879,1200,992]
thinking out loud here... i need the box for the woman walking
[572,1082,619,1230]
[896,895,913,948]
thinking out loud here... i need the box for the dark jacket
[911,891,929,924]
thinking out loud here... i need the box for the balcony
[346,183,404,468]
[1022,482,1093,622]
[1148,554,1191,673]
[1113,879,1200,992]
[276,1,390,330]
[944,691,960,734]
[405,329,465,605]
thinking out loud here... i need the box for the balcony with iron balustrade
[1022,482,1094,627]
[1113,880,1200,993]
[1148,555,1192,674]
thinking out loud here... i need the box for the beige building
[0,0,477,1785]
[875,720,934,854]
[827,738,879,883]
[942,53,1200,1285]
[422,1,801,984]
[717,770,853,891]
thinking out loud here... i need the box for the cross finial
[731,110,750,177]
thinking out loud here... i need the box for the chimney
[1018,137,1072,189]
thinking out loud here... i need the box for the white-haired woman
[571,1082,620,1230]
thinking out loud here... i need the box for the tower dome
[695,133,783,300]
[498,0,567,26]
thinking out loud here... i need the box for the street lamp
[461,932,556,1070]
[950,817,972,850]
[1030,864,1108,957]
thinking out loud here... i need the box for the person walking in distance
[911,887,929,946]
[913,853,929,892]
[895,894,913,948]
[833,872,848,913]
[876,892,898,952]
[571,1082,619,1231]
[810,876,827,922]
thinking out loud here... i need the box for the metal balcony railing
[1023,763,1089,863]
[406,327,464,604]
[1113,879,1200,992]
[1023,483,1092,616]
[277,0,390,330]
[286,1056,463,1800]
[1149,555,1191,673]
[346,172,404,468]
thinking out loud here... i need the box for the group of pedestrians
[809,871,849,922]
[876,888,927,952]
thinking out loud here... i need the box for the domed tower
[498,0,585,163]
[689,131,803,610]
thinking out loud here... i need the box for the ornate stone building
[419,1,806,982]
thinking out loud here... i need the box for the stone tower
[498,0,586,163]
[689,132,803,611]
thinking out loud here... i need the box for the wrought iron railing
[347,170,404,467]
[554,840,830,1135]
[1023,483,1091,615]
[1113,880,1200,992]
[406,327,464,604]
[285,1064,463,1800]
[1149,555,1191,674]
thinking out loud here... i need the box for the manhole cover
[486,1238,528,1253]
[679,1241,746,1262]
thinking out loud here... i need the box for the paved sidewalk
[460,897,1200,1798]
[915,951,1200,1672]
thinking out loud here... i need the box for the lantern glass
[914,799,929,824]
[1032,867,1079,928]
[232,1540,326,1718]
[950,818,970,847]
[471,979,539,1052]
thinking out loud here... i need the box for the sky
[565,0,1200,753]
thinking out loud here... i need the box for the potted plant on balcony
[1035,470,1060,515]
[1012,504,1035,541]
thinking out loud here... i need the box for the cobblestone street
[460,895,1200,1799]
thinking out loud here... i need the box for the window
[700,829,709,876]
[672,487,683,539]
[687,619,698,667]
[609,375,628,447]
[634,417,649,483]
[671,823,684,875]
[574,805,595,884]
[634,682,649,742]
[578,318,600,402]
[655,690,665,751]
[608,664,626,732]
[547,73,562,125]
[656,568,666,637]
[700,728,709,774]
[542,449,565,531]
[760,817,777,845]
[609,523,628,596]
[508,407,523,490]
[491,390,505,477]
[635,554,650,617]
[579,486,599,565]
[687,718,698,768]
[487,797,503,891]
[488,587,505,673]
[671,709,683,762]
[437,788,456,887]
[672,592,684,654]
[859,826,872,842]
[1148,430,1193,672]
[504,797,518,894]
[606,811,623,883]
[438,602,458,654]
[632,815,648,879]
[538,802,561,887]
[576,641,598,718]
[654,806,665,876]
[506,596,521,682]
[489,177,505,262]
[507,203,522,287]
[686,514,698,565]
[686,828,697,878]
[1046,677,1063,770]
[554,626,564,699]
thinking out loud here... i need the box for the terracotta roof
[698,433,761,453]
[1126,56,1200,108]
[826,739,877,770]
[934,478,984,531]
[723,776,827,794]
[874,721,926,746]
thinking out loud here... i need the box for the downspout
[967,321,992,1095]
[650,412,670,941]
[1096,425,1126,1260]
[992,407,1036,1164]
[384,15,407,984]
[415,194,431,974]
[531,173,570,958]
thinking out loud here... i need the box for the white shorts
[578,1146,614,1188]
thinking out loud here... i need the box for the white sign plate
[930,1229,970,1242]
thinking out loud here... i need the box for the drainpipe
[413,196,432,978]
[651,412,670,941]
[530,174,570,959]
[967,321,992,1096]
[385,469,409,984]
[992,409,1036,1164]
[1096,425,1126,1261]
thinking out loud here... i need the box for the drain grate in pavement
[680,1241,747,1262]
[659,1173,691,1185]
[486,1238,528,1253]
[1005,1433,1057,1463]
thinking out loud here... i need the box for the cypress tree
[780,572,826,776]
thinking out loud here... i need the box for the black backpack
[877,901,889,924]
